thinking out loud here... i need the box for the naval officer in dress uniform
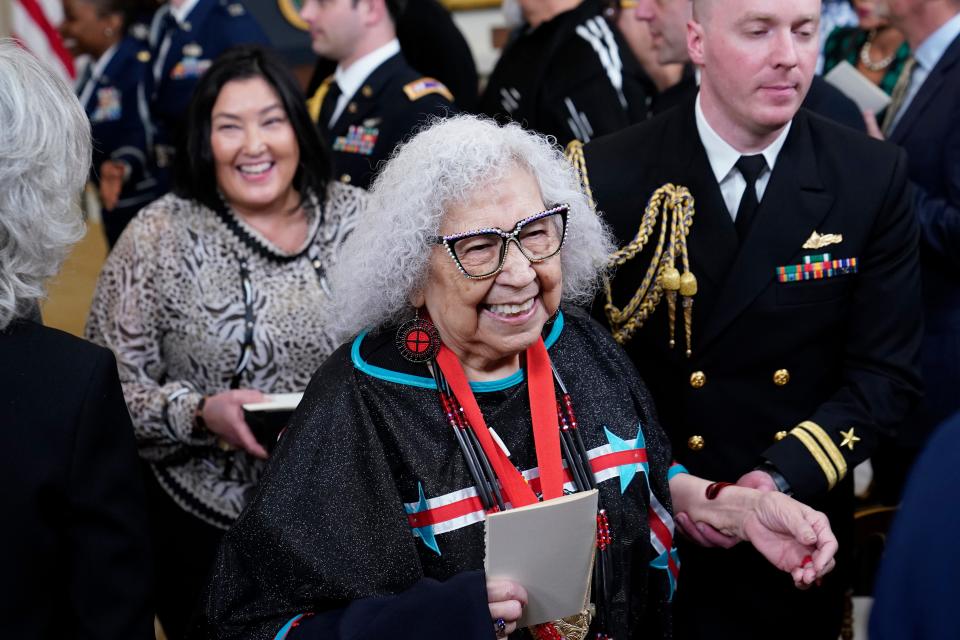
[571,0,923,637]
[148,0,269,177]
[300,0,456,190]
[61,0,163,247]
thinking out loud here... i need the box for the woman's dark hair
[91,0,159,35]
[173,45,333,213]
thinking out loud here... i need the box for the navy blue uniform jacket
[581,100,922,638]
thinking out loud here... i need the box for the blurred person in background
[612,0,685,95]
[0,40,153,640]
[479,0,652,145]
[306,0,478,112]
[861,0,960,507]
[633,0,865,130]
[86,46,365,639]
[823,0,910,94]
[300,0,455,189]
[147,0,269,185]
[60,0,164,248]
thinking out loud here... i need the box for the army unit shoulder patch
[403,78,454,103]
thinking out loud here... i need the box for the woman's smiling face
[415,166,563,379]
[210,76,300,216]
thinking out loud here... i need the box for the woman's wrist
[669,474,760,540]
[193,395,208,434]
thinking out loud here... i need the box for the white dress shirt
[328,39,402,128]
[694,93,792,221]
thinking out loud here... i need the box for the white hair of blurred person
[0,41,89,330]
[617,1,686,90]
[325,114,616,343]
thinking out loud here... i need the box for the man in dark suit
[300,0,454,189]
[574,0,923,637]
[864,0,960,503]
[478,0,653,146]
[634,0,865,129]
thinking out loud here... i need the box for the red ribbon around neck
[436,338,564,508]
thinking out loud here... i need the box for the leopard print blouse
[86,183,366,529]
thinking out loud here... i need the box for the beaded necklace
[432,340,614,640]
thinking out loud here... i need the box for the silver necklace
[860,30,897,72]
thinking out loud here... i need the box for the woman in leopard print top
[86,46,366,639]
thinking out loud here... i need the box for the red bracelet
[705,481,735,500]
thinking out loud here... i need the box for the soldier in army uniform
[571,0,922,637]
[148,0,270,175]
[300,0,455,190]
[478,0,652,146]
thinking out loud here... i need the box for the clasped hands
[674,470,837,589]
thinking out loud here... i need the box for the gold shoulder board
[403,78,454,103]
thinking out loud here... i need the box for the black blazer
[584,100,922,503]
[582,100,922,636]
[0,320,153,639]
[887,31,960,441]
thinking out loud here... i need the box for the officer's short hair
[174,45,333,214]
[350,0,407,24]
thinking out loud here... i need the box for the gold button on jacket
[773,369,791,386]
[688,435,705,451]
[690,371,706,388]
[774,430,789,441]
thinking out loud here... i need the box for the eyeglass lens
[451,210,565,277]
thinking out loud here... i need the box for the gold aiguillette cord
[603,184,697,356]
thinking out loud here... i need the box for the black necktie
[734,154,768,241]
[318,81,342,130]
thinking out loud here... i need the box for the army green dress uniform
[308,52,455,190]
[571,98,923,639]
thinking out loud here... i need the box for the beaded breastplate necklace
[431,339,613,640]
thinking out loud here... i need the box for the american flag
[11,0,75,81]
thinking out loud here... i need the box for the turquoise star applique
[404,482,441,556]
[603,424,647,494]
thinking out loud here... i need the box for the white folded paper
[242,392,304,413]
[824,61,892,114]
[485,489,598,628]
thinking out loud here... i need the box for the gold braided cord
[564,140,594,210]
[604,185,696,348]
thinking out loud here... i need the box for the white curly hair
[327,115,615,341]
[0,41,89,329]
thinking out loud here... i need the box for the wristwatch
[757,462,793,495]
[194,395,207,432]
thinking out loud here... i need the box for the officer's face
[60,0,121,58]
[210,77,301,217]
[688,0,819,145]
[634,0,693,65]
[300,0,367,63]
[414,167,563,377]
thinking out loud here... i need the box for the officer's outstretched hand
[741,492,837,589]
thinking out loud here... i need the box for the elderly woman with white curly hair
[198,115,838,640]
[0,41,153,638]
